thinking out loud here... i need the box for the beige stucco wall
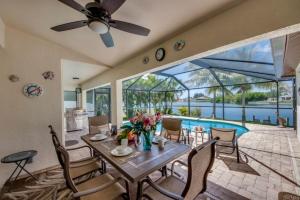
[0,25,99,187]
[0,17,4,48]
[81,0,300,126]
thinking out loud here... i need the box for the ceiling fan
[51,0,150,48]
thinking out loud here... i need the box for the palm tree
[187,67,232,119]
[231,80,252,126]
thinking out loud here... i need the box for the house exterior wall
[0,25,99,187]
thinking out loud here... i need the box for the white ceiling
[0,0,238,67]
[62,59,108,89]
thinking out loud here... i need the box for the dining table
[81,133,190,199]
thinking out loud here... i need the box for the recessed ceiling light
[72,77,80,80]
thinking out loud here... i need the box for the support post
[222,87,225,120]
[293,78,297,130]
[111,80,123,128]
[188,90,191,117]
[125,89,128,119]
[276,81,279,125]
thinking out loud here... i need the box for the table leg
[127,182,138,200]
[17,160,38,181]
[7,161,22,182]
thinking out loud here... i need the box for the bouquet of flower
[121,112,161,136]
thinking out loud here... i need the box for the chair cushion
[77,174,125,200]
[70,160,101,179]
[144,175,185,200]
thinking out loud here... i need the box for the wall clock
[155,48,165,62]
[23,83,43,97]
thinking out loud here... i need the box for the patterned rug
[0,168,73,200]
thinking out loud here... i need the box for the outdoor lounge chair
[210,127,240,163]
[160,118,185,143]
[88,115,110,134]
[56,145,129,200]
[48,125,105,180]
[138,139,218,200]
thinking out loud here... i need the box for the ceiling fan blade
[100,32,114,47]
[51,20,88,32]
[109,20,150,36]
[100,0,126,14]
[58,0,92,17]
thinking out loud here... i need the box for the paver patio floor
[65,122,300,200]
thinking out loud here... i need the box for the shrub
[178,106,188,116]
[191,108,202,117]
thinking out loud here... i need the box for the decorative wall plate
[42,71,55,80]
[23,83,43,97]
[143,56,149,64]
[8,75,20,82]
[174,40,185,51]
[155,48,165,62]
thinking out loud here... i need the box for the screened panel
[129,74,167,90]
[161,62,202,75]
[123,76,141,89]
[152,78,185,91]
[175,68,220,89]
[206,39,274,63]
[150,91,165,113]
[214,69,269,85]
[200,58,275,76]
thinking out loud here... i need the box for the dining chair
[194,126,205,145]
[56,145,130,200]
[48,125,106,180]
[160,118,184,143]
[138,139,218,200]
[88,115,110,134]
[210,127,240,163]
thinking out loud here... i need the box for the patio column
[111,80,123,128]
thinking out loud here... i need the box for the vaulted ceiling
[0,0,240,67]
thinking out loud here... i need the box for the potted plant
[121,112,161,151]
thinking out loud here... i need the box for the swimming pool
[125,118,249,137]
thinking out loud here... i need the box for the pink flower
[144,118,150,126]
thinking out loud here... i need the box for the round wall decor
[155,48,165,62]
[174,40,185,51]
[143,56,149,64]
[23,83,43,97]
[42,71,55,80]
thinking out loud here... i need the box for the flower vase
[134,134,141,147]
[142,131,153,151]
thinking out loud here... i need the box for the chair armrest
[73,177,122,198]
[171,160,188,176]
[66,145,93,157]
[70,157,99,168]
[140,177,183,200]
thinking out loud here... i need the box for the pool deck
[63,122,300,200]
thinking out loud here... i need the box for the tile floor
[65,122,300,200]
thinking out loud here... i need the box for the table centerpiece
[121,112,161,151]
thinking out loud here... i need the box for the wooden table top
[81,134,190,182]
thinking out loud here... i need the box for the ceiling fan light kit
[88,20,109,34]
[51,0,150,48]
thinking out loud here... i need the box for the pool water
[125,119,248,137]
[156,119,249,137]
